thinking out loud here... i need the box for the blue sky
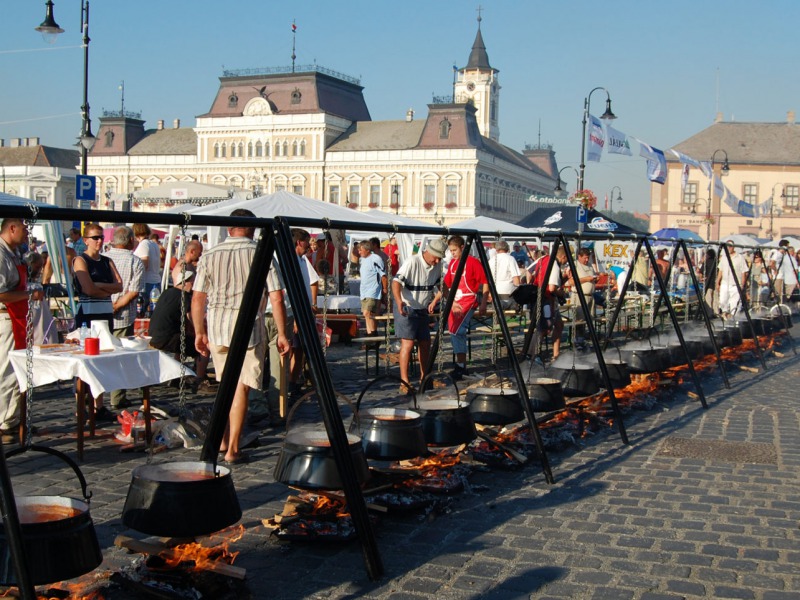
[2,0,799,214]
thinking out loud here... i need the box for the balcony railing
[222,64,360,86]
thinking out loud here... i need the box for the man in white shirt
[488,240,521,309]
[717,241,748,317]
[772,244,798,304]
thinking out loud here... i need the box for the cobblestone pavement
[3,332,800,599]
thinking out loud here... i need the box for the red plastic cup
[84,337,100,356]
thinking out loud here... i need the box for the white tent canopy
[449,215,534,238]
[133,181,244,202]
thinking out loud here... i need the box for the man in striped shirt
[103,226,145,409]
[192,209,290,464]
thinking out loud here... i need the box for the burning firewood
[114,535,245,580]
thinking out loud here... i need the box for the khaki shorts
[209,340,265,390]
[361,298,379,314]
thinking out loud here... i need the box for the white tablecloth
[9,347,191,396]
[317,294,361,311]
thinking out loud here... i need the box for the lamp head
[600,97,616,120]
[35,1,64,44]
[554,180,563,193]
[79,120,96,151]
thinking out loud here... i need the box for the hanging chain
[177,215,191,419]
[436,239,447,375]
[383,233,394,373]
[532,252,545,363]
[23,205,39,449]
[320,228,330,358]
[491,250,498,367]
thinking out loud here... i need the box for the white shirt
[489,252,520,296]
[134,238,162,285]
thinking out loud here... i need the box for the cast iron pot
[527,377,567,412]
[593,360,631,390]
[0,445,102,585]
[550,362,599,397]
[668,338,705,366]
[351,375,428,461]
[620,345,669,374]
[466,386,524,425]
[123,461,241,537]
[723,323,742,347]
[771,305,794,330]
[275,392,370,490]
[739,317,771,339]
[416,373,477,446]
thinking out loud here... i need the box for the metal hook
[26,203,39,222]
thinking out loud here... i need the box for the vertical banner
[586,114,605,162]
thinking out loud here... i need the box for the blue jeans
[450,307,475,356]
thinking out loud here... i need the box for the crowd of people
[2,212,799,458]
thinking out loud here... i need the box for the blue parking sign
[576,206,588,223]
[76,175,96,207]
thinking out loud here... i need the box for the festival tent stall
[517,205,647,237]
[719,233,762,248]
[651,227,705,243]
[185,191,399,294]
[450,215,534,238]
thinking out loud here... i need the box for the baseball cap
[172,266,196,286]
[426,238,447,258]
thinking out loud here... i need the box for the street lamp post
[554,166,579,196]
[608,185,622,216]
[578,87,616,191]
[36,0,97,178]
[708,149,729,240]
[691,198,712,241]
[767,183,785,239]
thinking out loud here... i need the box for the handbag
[511,284,538,305]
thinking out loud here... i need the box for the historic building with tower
[86,20,559,225]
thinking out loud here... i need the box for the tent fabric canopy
[133,181,239,200]
[651,228,705,243]
[449,215,533,237]
[517,206,648,237]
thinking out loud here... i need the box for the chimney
[406,108,414,122]
[10,138,20,148]
[28,137,40,146]
[173,119,180,129]
[157,120,164,130]
[714,112,723,123]
[788,110,796,124]
[0,139,4,147]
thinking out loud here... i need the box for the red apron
[7,264,29,350]
[447,261,478,334]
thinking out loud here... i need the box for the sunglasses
[84,235,104,241]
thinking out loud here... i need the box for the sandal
[224,452,249,465]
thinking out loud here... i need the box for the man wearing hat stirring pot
[392,237,446,390]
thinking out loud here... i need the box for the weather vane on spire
[291,20,297,72]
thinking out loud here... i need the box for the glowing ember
[158,524,244,570]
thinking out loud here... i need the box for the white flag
[755,197,773,219]
[606,124,632,156]
[586,114,605,162]
[681,164,690,191]
[713,175,725,199]
[723,187,739,212]
[636,139,667,184]
[699,161,712,179]
[669,149,702,168]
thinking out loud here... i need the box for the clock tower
[454,15,500,141]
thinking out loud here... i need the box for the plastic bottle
[79,323,90,348]
[136,294,143,317]
[148,287,160,315]
[131,411,146,444]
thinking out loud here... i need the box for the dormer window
[104,130,114,147]
[228,92,239,108]
[439,118,451,139]
[291,88,302,104]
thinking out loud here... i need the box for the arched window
[299,140,306,156]
[220,143,227,158]
[439,118,451,139]
[282,141,289,156]
[264,142,270,157]
[228,92,239,108]
[292,141,299,156]
[247,142,254,158]
[238,142,244,157]
[214,143,221,158]
[275,142,281,156]
[255,142,263,157]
